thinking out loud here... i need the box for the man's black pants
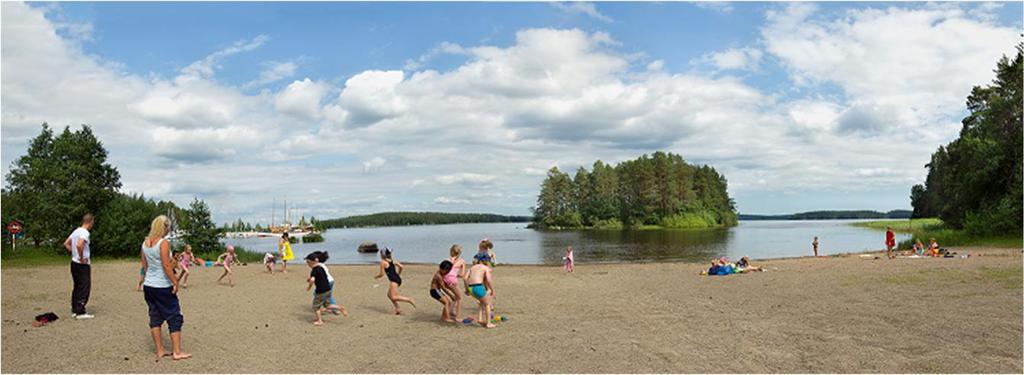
[70,262,91,314]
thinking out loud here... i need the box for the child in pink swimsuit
[563,246,574,273]
[444,244,467,318]
[216,246,236,287]
[178,246,193,288]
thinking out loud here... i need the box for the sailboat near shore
[222,198,317,238]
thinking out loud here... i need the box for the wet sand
[2,247,1021,373]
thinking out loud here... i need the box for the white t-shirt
[318,264,335,284]
[68,227,91,264]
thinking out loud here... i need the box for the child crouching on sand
[466,259,496,328]
[306,252,348,326]
[263,252,277,274]
[430,260,458,323]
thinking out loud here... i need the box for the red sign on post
[7,221,22,234]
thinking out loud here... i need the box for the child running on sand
[374,248,416,315]
[430,260,458,323]
[306,252,347,326]
[177,245,194,288]
[563,246,574,273]
[466,259,495,328]
[216,245,236,287]
[445,245,467,318]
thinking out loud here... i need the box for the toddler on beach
[466,259,496,328]
[430,260,458,323]
[263,252,277,274]
[306,252,348,326]
[216,246,236,287]
[177,245,195,288]
[473,239,496,267]
[445,245,467,318]
[563,246,574,273]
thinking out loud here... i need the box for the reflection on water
[221,220,906,265]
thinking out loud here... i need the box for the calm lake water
[222,220,910,265]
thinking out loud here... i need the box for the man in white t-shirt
[64,214,95,319]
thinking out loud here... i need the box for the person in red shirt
[885,227,896,259]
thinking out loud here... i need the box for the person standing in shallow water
[812,237,820,257]
[140,215,191,361]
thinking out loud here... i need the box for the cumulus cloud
[434,196,470,205]
[275,78,330,120]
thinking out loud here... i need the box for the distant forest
[739,210,912,221]
[317,212,530,228]
[533,151,737,229]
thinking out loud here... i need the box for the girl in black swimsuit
[374,248,416,314]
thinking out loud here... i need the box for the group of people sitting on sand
[699,256,764,276]
[909,238,942,257]
[304,238,500,328]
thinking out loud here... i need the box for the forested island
[317,212,531,228]
[532,152,737,230]
[739,210,912,221]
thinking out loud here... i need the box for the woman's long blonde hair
[148,215,170,240]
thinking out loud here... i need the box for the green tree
[4,124,121,245]
[91,194,164,257]
[184,197,220,253]
[911,44,1022,235]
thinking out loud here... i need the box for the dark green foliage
[4,124,121,245]
[91,194,163,257]
[740,210,912,221]
[533,152,737,229]
[183,197,220,253]
[911,44,1022,235]
[318,212,530,228]
[302,233,325,243]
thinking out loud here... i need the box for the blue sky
[2,1,1021,223]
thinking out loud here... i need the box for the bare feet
[155,351,171,362]
[482,322,496,329]
[172,352,192,360]
[313,321,323,326]
[444,318,457,323]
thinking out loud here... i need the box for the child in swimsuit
[216,246,236,287]
[430,260,458,323]
[177,245,194,288]
[306,252,347,325]
[374,248,416,315]
[563,246,574,273]
[445,244,467,318]
[263,252,277,274]
[466,259,496,328]
[473,239,496,267]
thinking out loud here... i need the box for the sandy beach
[2,247,1021,373]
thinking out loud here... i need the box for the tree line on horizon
[532,151,737,229]
[1,124,223,258]
[910,44,1022,236]
[738,210,912,221]
[316,212,531,228]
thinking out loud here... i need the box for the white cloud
[246,61,298,88]
[762,3,1019,132]
[362,157,387,173]
[551,2,613,23]
[434,196,470,205]
[436,173,497,186]
[275,78,330,120]
[693,2,734,14]
[700,47,763,71]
